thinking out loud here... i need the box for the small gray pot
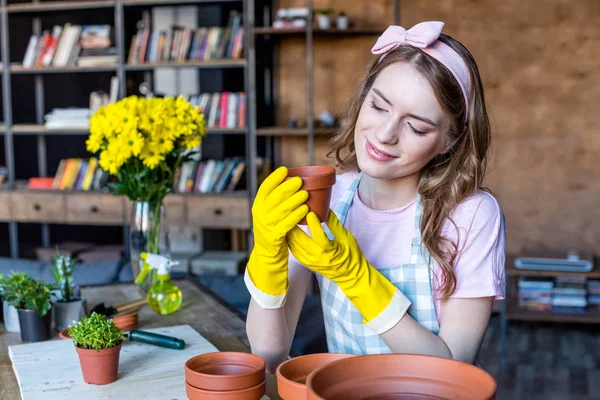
[53,298,88,332]
[3,300,20,333]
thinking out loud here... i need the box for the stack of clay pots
[184,352,266,400]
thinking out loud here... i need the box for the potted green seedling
[0,272,27,333]
[69,312,125,385]
[3,273,53,342]
[52,253,87,331]
[315,8,334,30]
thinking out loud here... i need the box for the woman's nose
[374,118,400,146]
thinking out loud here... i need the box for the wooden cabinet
[0,191,13,221]
[10,191,65,223]
[187,195,250,229]
[65,193,124,225]
[0,191,251,229]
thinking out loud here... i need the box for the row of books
[128,12,244,64]
[52,158,110,191]
[174,158,250,194]
[187,92,246,129]
[517,277,600,313]
[23,24,116,68]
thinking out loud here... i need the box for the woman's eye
[369,101,386,113]
[408,123,427,136]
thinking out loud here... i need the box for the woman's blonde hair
[329,34,491,297]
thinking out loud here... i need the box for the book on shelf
[517,277,593,313]
[128,11,244,65]
[44,108,91,130]
[173,157,267,194]
[21,24,116,68]
[52,158,110,192]
[187,92,246,129]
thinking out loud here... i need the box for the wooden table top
[0,279,280,400]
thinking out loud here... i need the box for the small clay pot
[185,352,265,391]
[75,343,122,385]
[59,328,71,339]
[111,312,138,331]
[277,353,356,400]
[185,380,265,400]
[286,166,336,225]
[306,354,497,400]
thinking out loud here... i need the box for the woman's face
[354,62,450,181]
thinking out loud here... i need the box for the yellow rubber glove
[287,211,411,327]
[246,166,309,300]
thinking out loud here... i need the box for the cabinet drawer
[11,192,65,223]
[66,193,124,225]
[0,191,12,221]
[187,196,250,229]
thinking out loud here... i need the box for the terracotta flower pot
[306,354,497,400]
[276,353,356,400]
[185,380,265,400]
[59,328,71,339]
[75,343,122,385]
[185,352,265,391]
[286,166,336,225]
[111,312,138,331]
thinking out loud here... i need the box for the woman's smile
[366,139,398,162]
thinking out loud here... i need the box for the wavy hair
[329,34,491,297]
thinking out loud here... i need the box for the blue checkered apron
[319,172,440,354]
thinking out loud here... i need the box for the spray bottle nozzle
[134,252,179,285]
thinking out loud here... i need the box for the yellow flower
[140,146,164,169]
[181,134,201,150]
[86,131,104,153]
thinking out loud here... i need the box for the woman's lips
[366,140,397,162]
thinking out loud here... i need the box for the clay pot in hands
[306,353,497,400]
[286,166,336,225]
[185,352,265,391]
[277,353,356,400]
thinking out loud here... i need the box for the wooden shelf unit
[0,0,254,258]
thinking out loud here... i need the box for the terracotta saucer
[185,351,265,391]
[306,354,497,400]
[185,380,265,400]
[277,353,356,400]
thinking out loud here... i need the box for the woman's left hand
[287,211,410,324]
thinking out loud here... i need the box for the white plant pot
[316,14,331,30]
[336,15,349,30]
[3,300,20,333]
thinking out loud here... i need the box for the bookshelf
[0,0,256,259]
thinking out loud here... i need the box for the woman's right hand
[246,166,309,300]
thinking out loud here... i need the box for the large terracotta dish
[277,353,356,400]
[185,380,265,400]
[185,352,265,391]
[306,354,497,400]
[286,166,336,224]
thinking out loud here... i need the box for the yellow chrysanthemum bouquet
[86,96,206,274]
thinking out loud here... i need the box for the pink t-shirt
[297,171,506,323]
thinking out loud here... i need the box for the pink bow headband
[371,21,472,116]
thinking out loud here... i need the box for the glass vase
[129,200,170,288]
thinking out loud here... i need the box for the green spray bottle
[134,252,182,315]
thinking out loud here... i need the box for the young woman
[244,21,506,373]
